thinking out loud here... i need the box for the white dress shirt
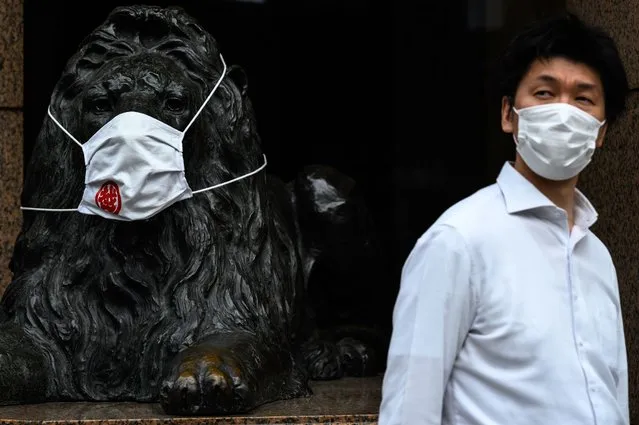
[379,162,628,425]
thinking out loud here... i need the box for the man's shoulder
[432,183,506,237]
[409,183,507,259]
[404,184,506,281]
[585,229,615,267]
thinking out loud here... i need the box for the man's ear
[501,95,515,134]
[227,65,248,97]
[596,122,608,148]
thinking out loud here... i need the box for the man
[379,13,630,425]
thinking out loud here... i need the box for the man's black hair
[497,13,629,125]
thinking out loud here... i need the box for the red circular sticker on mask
[95,181,122,214]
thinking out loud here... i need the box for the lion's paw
[301,340,343,380]
[160,348,256,415]
[337,337,378,377]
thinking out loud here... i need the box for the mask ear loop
[182,54,227,135]
[510,100,520,145]
[191,154,268,195]
[20,206,79,212]
[46,107,84,149]
[181,54,268,194]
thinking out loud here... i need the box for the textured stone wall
[567,1,639,423]
[0,0,22,294]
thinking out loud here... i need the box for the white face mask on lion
[22,54,267,221]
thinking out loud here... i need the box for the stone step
[0,376,381,425]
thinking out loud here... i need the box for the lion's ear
[227,65,248,97]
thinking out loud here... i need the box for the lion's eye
[89,98,112,113]
[165,97,186,113]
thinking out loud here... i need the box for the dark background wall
[22,0,501,321]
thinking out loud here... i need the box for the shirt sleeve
[378,224,476,425]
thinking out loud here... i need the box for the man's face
[501,57,608,148]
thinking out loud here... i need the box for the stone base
[0,377,381,424]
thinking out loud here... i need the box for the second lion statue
[0,4,387,416]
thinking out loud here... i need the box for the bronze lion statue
[0,4,387,416]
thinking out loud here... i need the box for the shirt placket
[568,227,599,424]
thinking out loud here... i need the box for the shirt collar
[496,162,598,229]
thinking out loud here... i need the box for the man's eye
[576,96,594,104]
[534,90,553,98]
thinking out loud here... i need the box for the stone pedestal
[0,377,380,425]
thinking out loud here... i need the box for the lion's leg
[160,331,309,415]
[290,165,388,380]
[0,321,50,405]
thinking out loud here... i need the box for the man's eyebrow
[535,74,558,84]
[575,82,598,91]
[534,74,598,91]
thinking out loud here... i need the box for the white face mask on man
[22,54,267,221]
[513,102,605,181]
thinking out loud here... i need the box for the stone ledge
[0,377,381,425]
